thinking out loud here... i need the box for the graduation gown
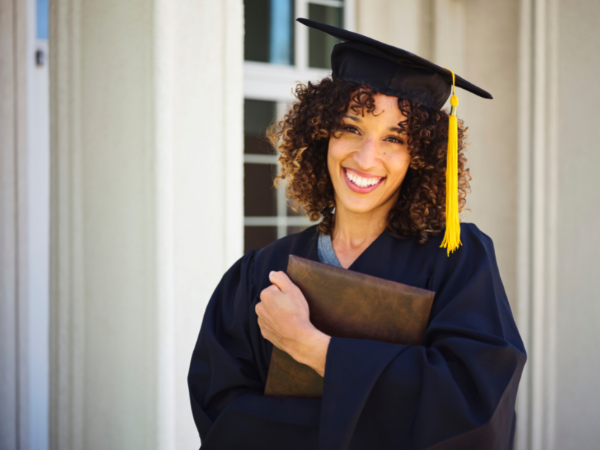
[188,223,526,450]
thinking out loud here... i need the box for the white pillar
[0,0,30,449]
[49,0,243,449]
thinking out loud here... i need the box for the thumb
[268,271,294,293]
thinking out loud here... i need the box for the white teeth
[346,169,381,188]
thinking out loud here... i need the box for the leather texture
[264,255,435,399]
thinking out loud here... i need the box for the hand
[256,271,331,376]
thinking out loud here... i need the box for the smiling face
[327,93,411,219]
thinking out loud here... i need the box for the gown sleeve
[319,225,527,450]
[187,251,321,450]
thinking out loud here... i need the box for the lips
[343,167,385,193]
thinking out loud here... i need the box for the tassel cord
[440,69,462,256]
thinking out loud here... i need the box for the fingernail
[269,271,275,276]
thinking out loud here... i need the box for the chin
[336,195,389,215]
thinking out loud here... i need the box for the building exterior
[1,0,599,449]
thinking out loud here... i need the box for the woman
[188,19,526,450]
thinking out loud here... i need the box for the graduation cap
[298,18,493,255]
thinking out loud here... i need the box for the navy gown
[187,223,526,450]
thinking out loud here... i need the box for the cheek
[387,152,411,182]
[327,138,347,173]
[327,138,344,161]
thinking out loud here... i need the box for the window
[243,0,355,253]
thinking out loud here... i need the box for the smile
[343,167,385,193]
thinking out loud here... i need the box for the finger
[255,301,264,317]
[268,271,295,293]
[260,284,281,303]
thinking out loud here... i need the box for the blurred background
[1,0,599,449]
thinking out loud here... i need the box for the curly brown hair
[268,77,471,243]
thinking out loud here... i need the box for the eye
[343,125,360,134]
[386,136,405,145]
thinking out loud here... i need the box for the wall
[43,0,600,449]
[462,0,520,309]
[554,0,600,447]
[356,0,520,307]
[49,1,243,449]
[0,0,29,448]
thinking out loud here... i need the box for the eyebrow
[389,126,407,135]
[343,115,407,134]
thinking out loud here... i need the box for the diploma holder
[264,255,435,399]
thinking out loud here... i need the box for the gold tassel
[441,70,461,256]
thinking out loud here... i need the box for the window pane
[270,0,295,65]
[308,4,343,69]
[244,0,270,62]
[244,0,294,65]
[244,99,276,155]
[36,0,49,40]
[244,163,278,216]
[245,226,278,253]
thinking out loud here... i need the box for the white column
[49,1,243,449]
[0,0,30,449]
[154,1,243,448]
[514,0,561,448]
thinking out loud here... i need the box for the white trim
[544,0,559,446]
[244,216,315,227]
[295,1,309,71]
[307,0,344,8]
[223,0,245,267]
[49,0,86,448]
[28,33,51,450]
[244,61,331,102]
[0,0,31,447]
[343,0,356,32]
[515,0,533,448]
[515,1,560,449]
[531,0,550,447]
[154,0,176,447]
[244,154,279,164]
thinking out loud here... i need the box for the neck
[331,197,391,250]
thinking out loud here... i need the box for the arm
[188,252,321,450]
[255,270,331,377]
[316,226,527,450]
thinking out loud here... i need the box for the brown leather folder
[264,255,435,399]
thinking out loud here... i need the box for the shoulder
[455,222,496,255]
[253,225,318,266]
[428,222,503,291]
[219,225,319,294]
[455,222,497,264]
[399,222,496,268]
[422,222,496,261]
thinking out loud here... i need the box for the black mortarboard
[297,18,492,110]
[298,18,490,255]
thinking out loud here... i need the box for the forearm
[288,328,331,377]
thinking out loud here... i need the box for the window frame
[243,0,355,241]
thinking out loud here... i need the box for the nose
[354,136,380,170]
